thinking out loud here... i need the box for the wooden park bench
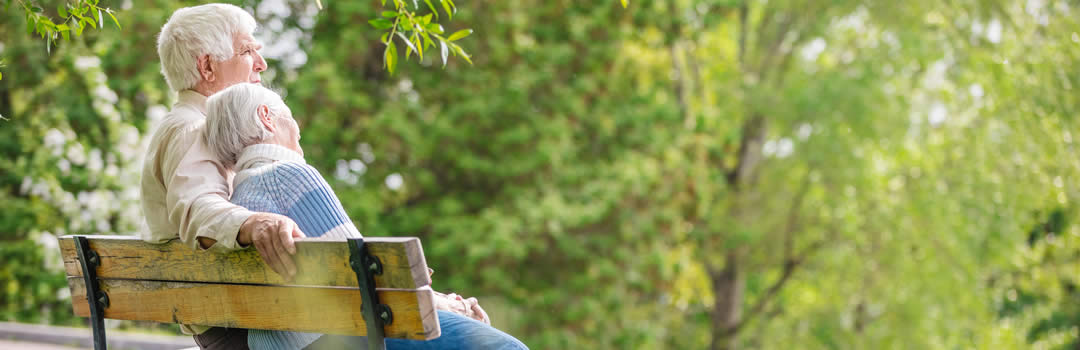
[58,235,440,350]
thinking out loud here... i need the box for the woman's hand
[434,291,491,325]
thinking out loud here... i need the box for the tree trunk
[712,4,757,349]
[711,250,744,350]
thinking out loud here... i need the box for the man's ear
[197,54,215,82]
[257,105,275,132]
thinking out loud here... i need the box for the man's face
[211,31,266,92]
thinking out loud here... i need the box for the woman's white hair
[204,83,290,169]
[157,4,257,92]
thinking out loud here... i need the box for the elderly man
[204,83,527,350]
[141,3,309,348]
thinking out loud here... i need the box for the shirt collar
[176,89,208,115]
[235,143,306,172]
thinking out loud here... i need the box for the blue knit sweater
[229,144,361,349]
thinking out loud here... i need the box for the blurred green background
[2,0,1080,349]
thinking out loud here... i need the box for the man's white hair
[204,83,290,169]
[157,4,257,92]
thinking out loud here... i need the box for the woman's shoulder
[266,161,330,188]
[269,161,322,176]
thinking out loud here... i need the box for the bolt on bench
[58,235,440,350]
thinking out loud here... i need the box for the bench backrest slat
[58,235,440,341]
[58,235,432,289]
[67,277,440,340]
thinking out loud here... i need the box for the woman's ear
[197,54,215,82]
[257,105,275,132]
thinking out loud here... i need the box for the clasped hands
[433,291,490,325]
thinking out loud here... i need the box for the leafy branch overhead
[0,0,121,81]
[4,0,632,79]
[369,0,473,75]
[369,0,627,74]
[16,0,121,53]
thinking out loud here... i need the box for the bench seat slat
[59,235,432,290]
[68,277,440,340]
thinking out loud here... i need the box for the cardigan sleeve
[269,162,362,239]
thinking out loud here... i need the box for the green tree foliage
[1000,208,1080,349]
[0,0,473,80]
[1,0,1079,349]
[0,0,164,326]
[367,0,473,74]
[3,0,121,67]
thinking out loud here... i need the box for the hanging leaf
[106,10,120,29]
[440,0,453,20]
[447,29,472,41]
[440,40,448,68]
[412,35,424,59]
[422,32,435,51]
[58,24,70,40]
[424,0,439,19]
[91,8,101,28]
[369,18,394,30]
[397,32,418,59]
[385,41,398,74]
[396,32,417,51]
[426,23,444,34]
[450,42,471,64]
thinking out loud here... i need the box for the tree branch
[758,15,798,83]
[726,114,766,188]
[737,1,749,69]
[726,1,768,189]
[727,258,797,335]
[670,43,689,124]
[729,239,825,335]
[783,170,813,259]
[667,2,690,127]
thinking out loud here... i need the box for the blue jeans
[383,311,527,350]
[249,310,528,350]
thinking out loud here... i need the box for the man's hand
[237,212,304,280]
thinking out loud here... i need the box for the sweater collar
[235,144,306,172]
[176,89,208,115]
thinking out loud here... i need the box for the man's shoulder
[141,106,208,184]
[157,106,206,135]
[145,106,206,153]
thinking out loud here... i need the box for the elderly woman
[204,83,527,350]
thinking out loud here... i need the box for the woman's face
[259,104,302,156]
[272,111,303,156]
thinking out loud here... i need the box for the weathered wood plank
[68,278,440,340]
[59,235,431,290]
